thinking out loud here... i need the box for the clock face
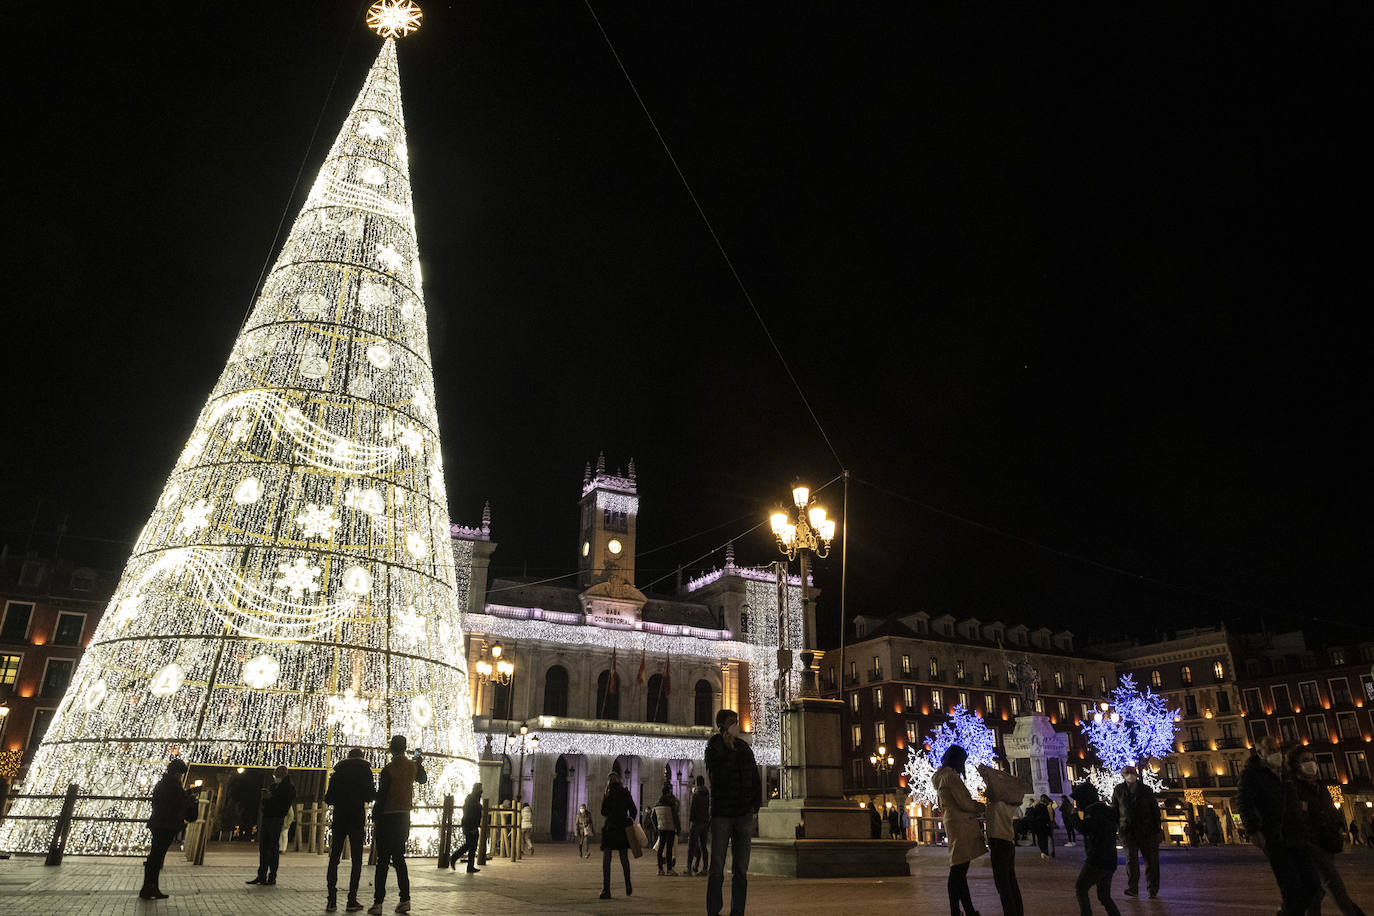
[607,539,623,556]
[582,541,590,557]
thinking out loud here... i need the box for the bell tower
[577,453,639,588]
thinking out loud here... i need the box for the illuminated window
[906,721,918,745]
[986,694,996,714]
[959,691,970,709]
[1076,673,1085,691]
[901,654,911,675]
[1180,665,1193,686]
[0,653,21,686]
[931,688,943,711]
[903,686,914,708]
[1011,696,1021,715]
[929,657,939,678]
[876,722,887,745]
[982,663,992,683]
[874,686,884,710]
[1054,670,1063,689]
[1057,700,1067,718]
[1213,660,1225,681]
[1150,670,1162,688]
[852,725,862,749]
[851,693,860,714]
[1099,675,1108,694]
[955,660,966,682]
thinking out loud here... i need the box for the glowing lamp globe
[808,506,827,528]
[769,511,788,534]
[819,519,836,542]
[792,485,810,508]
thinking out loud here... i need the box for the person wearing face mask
[599,770,637,899]
[1110,765,1161,898]
[1239,736,1321,916]
[705,708,761,916]
[1289,746,1368,916]
[576,802,595,859]
[247,765,296,887]
[932,744,986,916]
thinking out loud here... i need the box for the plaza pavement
[1,839,1370,916]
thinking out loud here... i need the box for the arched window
[1150,669,1162,688]
[1212,660,1225,681]
[1180,665,1193,686]
[694,679,714,727]
[646,673,668,723]
[543,665,569,717]
[596,670,619,720]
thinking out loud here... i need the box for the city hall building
[450,458,804,841]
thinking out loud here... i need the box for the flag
[609,648,619,694]
[636,648,646,684]
[663,655,671,697]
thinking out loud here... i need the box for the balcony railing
[1182,775,1216,788]
[1217,737,1245,750]
[1183,740,1209,752]
[867,668,885,684]
[928,672,945,683]
[982,675,1000,688]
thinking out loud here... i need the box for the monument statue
[1012,656,1040,709]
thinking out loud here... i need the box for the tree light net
[0,39,478,855]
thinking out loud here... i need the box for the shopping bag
[629,822,648,858]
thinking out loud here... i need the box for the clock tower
[577,453,639,588]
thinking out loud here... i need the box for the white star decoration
[326,688,370,736]
[395,605,426,643]
[274,557,322,598]
[398,424,424,457]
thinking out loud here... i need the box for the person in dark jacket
[1027,795,1054,860]
[687,776,711,875]
[370,735,427,915]
[247,765,296,886]
[1239,736,1321,916]
[141,758,197,900]
[600,769,637,899]
[1069,783,1122,916]
[705,707,761,916]
[324,748,376,912]
[1062,795,1078,846]
[447,784,484,873]
[868,799,883,839]
[1111,765,1161,898]
[1289,745,1367,916]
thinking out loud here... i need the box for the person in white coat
[519,802,534,856]
[933,745,985,916]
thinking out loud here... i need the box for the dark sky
[5,3,1369,647]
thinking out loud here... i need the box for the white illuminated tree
[0,32,478,855]
[904,704,998,808]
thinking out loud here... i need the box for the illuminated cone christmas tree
[1,13,479,855]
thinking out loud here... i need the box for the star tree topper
[367,0,422,38]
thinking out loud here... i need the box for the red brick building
[0,548,116,794]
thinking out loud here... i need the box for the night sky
[5,3,1368,647]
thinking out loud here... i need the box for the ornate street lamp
[473,641,515,721]
[509,724,540,807]
[869,744,895,812]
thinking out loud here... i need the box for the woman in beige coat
[933,745,986,916]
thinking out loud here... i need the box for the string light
[903,704,998,807]
[0,37,477,857]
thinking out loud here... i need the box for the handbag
[630,821,648,858]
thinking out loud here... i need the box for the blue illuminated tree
[1080,674,1177,794]
[904,703,998,807]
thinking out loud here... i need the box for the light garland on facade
[0,37,477,857]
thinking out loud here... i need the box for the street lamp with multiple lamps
[474,641,514,719]
[869,744,895,813]
[768,482,836,800]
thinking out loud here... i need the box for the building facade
[0,548,116,793]
[825,612,1116,813]
[452,458,804,841]
[1233,630,1374,834]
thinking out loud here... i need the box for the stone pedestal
[1003,714,1069,807]
[751,696,912,878]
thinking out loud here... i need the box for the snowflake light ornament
[112,594,144,628]
[232,477,263,505]
[345,487,385,515]
[411,695,433,727]
[175,499,215,536]
[341,566,373,597]
[229,419,253,443]
[410,385,433,420]
[395,605,425,643]
[83,680,108,711]
[405,531,429,560]
[296,504,341,539]
[358,116,390,141]
[275,557,322,598]
[398,423,424,457]
[327,688,370,736]
[360,166,386,186]
[149,664,185,697]
[242,654,281,689]
[366,0,422,38]
[377,243,405,272]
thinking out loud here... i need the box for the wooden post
[477,799,488,866]
[44,783,79,866]
[191,794,214,865]
[438,793,454,868]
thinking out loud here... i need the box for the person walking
[705,708,762,916]
[140,758,197,900]
[599,770,637,900]
[1289,745,1368,916]
[887,804,902,839]
[324,748,376,912]
[687,775,711,876]
[1061,795,1078,846]
[519,802,534,856]
[869,799,883,839]
[1111,765,1161,898]
[978,763,1025,916]
[247,765,296,887]
[933,745,986,916]
[575,802,595,859]
[447,784,483,872]
[653,782,682,875]
[1239,736,1321,916]
[1349,820,1362,848]
[1069,783,1123,916]
[1027,795,1052,860]
[369,735,427,915]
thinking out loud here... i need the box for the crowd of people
[138,720,1370,916]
